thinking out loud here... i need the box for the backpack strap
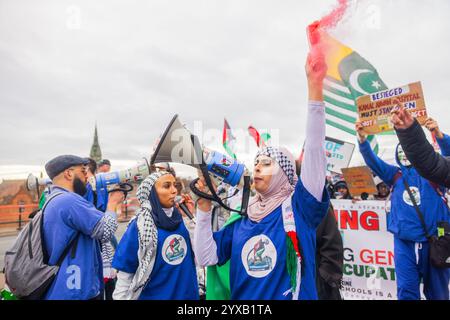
[93,190,98,209]
[56,233,80,266]
[403,179,432,240]
[392,170,448,207]
[39,191,80,265]
[39,192,64,264]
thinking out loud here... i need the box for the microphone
[175,196,194,221]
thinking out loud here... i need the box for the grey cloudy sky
[1,0,450,178]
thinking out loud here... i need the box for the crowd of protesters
[2,52,450,301]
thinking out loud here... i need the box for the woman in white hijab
[194,52,330,300]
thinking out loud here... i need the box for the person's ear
[64,169,74,181]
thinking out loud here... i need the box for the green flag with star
[322,33,394,155]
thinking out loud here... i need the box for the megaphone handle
[190,178,240,214]
[108,183,134,198]
[190,178,217,202]
[239,176,251,217]
[193,165,246,215]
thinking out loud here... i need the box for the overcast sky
[1,0,450,179]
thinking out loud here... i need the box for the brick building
[0,180,39,229]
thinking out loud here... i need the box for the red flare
[307,0,349,48]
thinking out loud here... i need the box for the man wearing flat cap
[41,155,124,300]
[97,159,111,173]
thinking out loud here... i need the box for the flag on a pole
[248,125,261,147]
[261,133,271,146]
[223,119,237,159]
[248,126,271,147]
[321,33,393,154]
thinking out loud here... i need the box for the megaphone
[151,115,203,167]
[26,173,52,200]
[88,159,150,196]
[151,114,251,216]
[26,173,52,192]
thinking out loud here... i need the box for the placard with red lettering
[331,200,450,300]
[356,82,427,135]
[332,200,397,300]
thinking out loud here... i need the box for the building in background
[90,123,102,163]
[0,180,39,230]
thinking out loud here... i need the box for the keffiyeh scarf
[126,171,178,300]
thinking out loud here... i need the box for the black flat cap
[45,155,89,180]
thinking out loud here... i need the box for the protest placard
[332,200,397,300]
[324,136,355,174]
[357,82,427,135]
[341,166,377,197]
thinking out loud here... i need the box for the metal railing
[0,204,38,230]
[0,199,139,230]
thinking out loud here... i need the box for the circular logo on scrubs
[241,235,277,278]
[403,187,421,206]
[162,234,187,265]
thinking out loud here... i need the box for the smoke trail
[307,0,350,70]
[308,0,349,46]
[319,0,349,30]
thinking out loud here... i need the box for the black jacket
[316,205,343,299]
[396,119,450,187]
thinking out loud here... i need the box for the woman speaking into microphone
[112,170,199,300]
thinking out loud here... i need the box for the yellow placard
[341,166,378,197]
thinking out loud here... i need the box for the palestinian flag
[261,132,271,146]
[322,33,392,154]
[248,126,270,147]
[223,119,237,159]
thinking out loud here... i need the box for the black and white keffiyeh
[126,170,170,300]
[255,146,298,187]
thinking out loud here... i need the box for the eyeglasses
[254,157,273,167]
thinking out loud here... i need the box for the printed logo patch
[162,234,187,265]
[241,235,277,278]
[403,187,421,206]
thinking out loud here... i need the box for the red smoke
[307,0,349,70]
[308,0,349,47]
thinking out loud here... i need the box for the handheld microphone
[175,196,194,221]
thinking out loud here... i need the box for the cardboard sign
[356,82,427,135]
[324,136,355,174]
[341,166,377,197]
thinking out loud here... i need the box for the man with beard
[42,155,124,300]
